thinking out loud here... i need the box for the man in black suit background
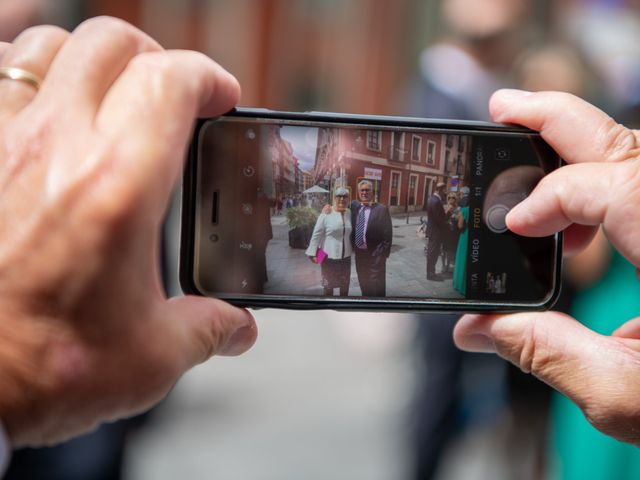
[426,181,447,281]
[351,179,393,296]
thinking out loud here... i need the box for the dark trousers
[355,248,386,297]
[426,230,443,277]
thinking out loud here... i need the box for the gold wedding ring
[0,66,42,90]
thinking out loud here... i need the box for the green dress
[452,206,469,295]
[550,250,640,480]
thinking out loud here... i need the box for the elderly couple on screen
[306,180,393,297]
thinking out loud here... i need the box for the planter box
[288,226,313,249]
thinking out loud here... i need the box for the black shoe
[427,274,444,282]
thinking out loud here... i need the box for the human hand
[321,204,332,215]
[455,90,640,445]
[0,17,256,447]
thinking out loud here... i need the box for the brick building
[311,127,470,213]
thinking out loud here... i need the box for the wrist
[0,307,72,446]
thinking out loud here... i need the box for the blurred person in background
[403,0,529,121]
[551,228,640,479]
[403,1,541,478]
[507,40,596,480]
[516,38,640,479]
[459,15,640,472]
[553,0,640,117]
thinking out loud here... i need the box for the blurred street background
[3,1,640,480]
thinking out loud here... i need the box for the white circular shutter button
[485,204,509,233]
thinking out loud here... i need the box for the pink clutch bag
[316,247,328,264]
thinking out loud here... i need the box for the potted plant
[285,206,318,249]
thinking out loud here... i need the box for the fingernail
[455,314,498,352]
[505,205,519,224]
[459,333,496,353]
[500,88,534,98]
[219,323,257,356]
[505,200,529,227]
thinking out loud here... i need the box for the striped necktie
[355,206,368,248]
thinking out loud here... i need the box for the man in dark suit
[351,179,393,297]
[426,181,447,281]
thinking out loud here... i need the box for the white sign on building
[364,167,382,181]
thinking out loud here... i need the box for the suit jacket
[351,200,392,258]
[425,194,446,238]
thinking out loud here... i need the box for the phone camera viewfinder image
[182,110,561,312]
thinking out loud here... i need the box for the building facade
[311,127,470,213]
[266,126,302,201]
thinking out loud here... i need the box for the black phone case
[180,107,562,313]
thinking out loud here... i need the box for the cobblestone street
[264,211,463,300]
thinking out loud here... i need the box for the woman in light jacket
[306,187,352,296]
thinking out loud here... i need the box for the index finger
[93,49,240,208]
[37,17,162,119]
[489,89,640,165]
[492,90,640,265]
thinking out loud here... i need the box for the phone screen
[186,113,561,309]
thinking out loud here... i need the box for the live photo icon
[495,148,510,161]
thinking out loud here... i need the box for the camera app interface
[194,117,559,304]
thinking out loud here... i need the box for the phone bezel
[180,107,563,313]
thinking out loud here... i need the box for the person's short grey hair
[358,179,373,190]
[335,187,349,196]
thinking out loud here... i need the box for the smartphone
[180,108,562,313]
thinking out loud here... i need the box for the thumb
[167,296,257,367]
[454,312,594,382]
[454,312,640,444]
[612,316,640,340]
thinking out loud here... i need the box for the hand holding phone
[455,89,640,447]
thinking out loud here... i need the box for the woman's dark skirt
[321,256,351,296]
